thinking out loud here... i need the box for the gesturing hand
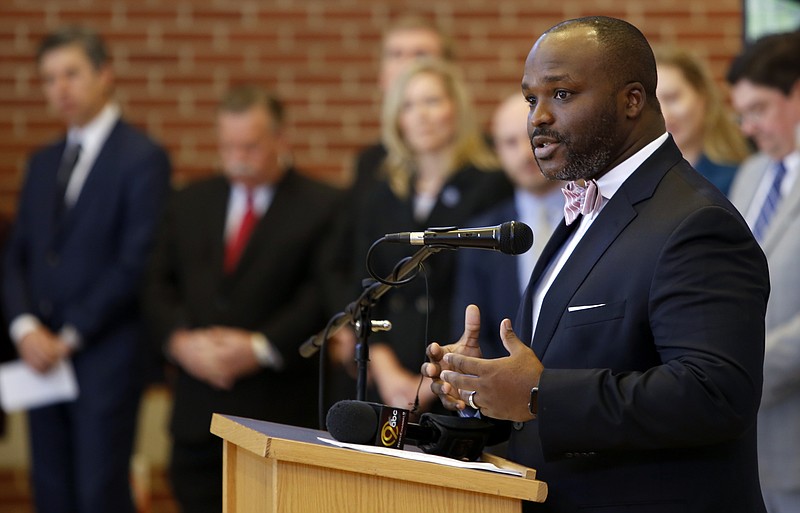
[421,304,483,411]
[439,317,543,422]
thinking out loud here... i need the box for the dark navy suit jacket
[4,120,171,346]
[1,118,170,512]
[501,137,768,512]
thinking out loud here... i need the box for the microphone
[325,400,493,461]
[383,221,533,255]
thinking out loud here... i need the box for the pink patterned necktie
[562,179,603,226]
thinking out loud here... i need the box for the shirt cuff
[459,406,482,418]
[9,314,42,345]
[251,332,284,371]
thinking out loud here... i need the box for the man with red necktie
[143,85,342,513]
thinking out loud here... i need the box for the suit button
[46,252,59,267]
[512,421,524,431]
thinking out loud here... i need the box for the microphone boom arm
[299,243,443,359]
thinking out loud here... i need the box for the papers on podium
[319,437,523,476]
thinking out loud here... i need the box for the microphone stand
[300,244,444,401]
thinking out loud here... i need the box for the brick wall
[0,0,745,215]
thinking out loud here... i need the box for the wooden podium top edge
[210,413,547,503]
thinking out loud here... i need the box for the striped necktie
[562,179,602,225]
[752,161,787,242]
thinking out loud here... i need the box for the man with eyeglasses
[728,30,800,513]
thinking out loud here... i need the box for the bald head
[545,16,660,113]
[522,17,665,181]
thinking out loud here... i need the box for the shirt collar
[67,103,120,150]
[230,182,273,216]
[595,132,670,202]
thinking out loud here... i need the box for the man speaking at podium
[424,17,770,512]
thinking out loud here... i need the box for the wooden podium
[211,413,547,513]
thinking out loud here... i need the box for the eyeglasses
[735,99,783,127]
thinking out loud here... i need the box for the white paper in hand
[0,359,79,412]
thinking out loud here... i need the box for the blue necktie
[752,161,787,242]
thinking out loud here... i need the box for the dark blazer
[450,199,521,357]
[143,170,343,441]
[2,118,171,512]
[353,165,513,379]
[4,120,171,343]
[507,138,769,512]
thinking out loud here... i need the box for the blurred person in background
[322,18,457,399]
[656,46,751,195]
[329,58,512,413]
[727,31,800,513]
[143,85,342,513]
[352,15,455,192]
[2,26,171,513]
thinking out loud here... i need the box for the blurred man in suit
[727,31,800,513]
[425,17,769,512]
[143,85,342,513]
[2,26,171,513]
[324,16,457,405]
[452,93,564,351]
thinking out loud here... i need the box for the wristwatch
[528,386,539,418]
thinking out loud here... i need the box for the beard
[530,99,620,182]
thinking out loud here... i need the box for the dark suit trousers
[28,367,141,513]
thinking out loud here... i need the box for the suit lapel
[59,121,123,232]
[46,140,68,243]
[521,137,682,359]
[517,219,576,344]
[208,178,231,283]
[531,197,637,358]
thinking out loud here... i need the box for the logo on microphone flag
[378,407,409,449]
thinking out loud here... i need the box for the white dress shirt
[64,103,121,207]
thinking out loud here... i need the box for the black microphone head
[499,221,534,255]
[326,400,378,445]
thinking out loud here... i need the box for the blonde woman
[348,58,512,412]
[656,47,751,195]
